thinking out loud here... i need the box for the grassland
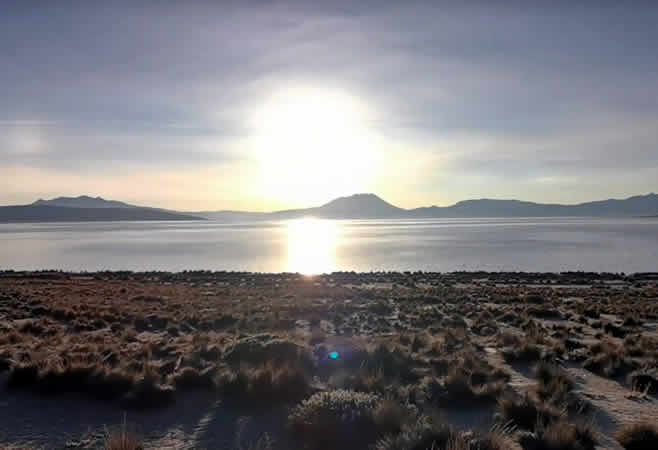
[0,270,657,449]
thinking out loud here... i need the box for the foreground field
[0,271,657,449]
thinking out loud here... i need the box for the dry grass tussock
[0,272,656,448]
[104,416,143,450]
[519,420,596,450]
[218,362,311,406]
[425,353,509,407]
[615,422,658,450]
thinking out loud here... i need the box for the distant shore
[2,269,658,284]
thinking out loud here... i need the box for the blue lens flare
[329,351,339,360]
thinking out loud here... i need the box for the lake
[1,217,657,273]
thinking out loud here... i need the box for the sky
[1,1,657,211]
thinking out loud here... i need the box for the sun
[286,218,338,275]
[248,85,378,206]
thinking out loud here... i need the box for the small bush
[219,363,310,405]
[288,390,382,449]
[519,420,596,450]
[325,343,419,390]
[330,366,390,394]
[372,398,416,435]
[223,336,314,372]
[170,366,216,390]
[622,335,650,358]
[497,394,562,431]
[615,422,658,450]
[627,371,658,395]
[104,418,143,450]
[89,369,136,400]
[366,344,418,382]
[527,306,561,319]
[119,374,174,409]
[6,360,173,409]
[622,317,641,327]
[428,371,504,407]
[533,363,585,412]
[526,295,546,305]
[499,331,523,347]
[368,302,393,315]
[504,343,543,363]
[374,415,458,450]
[583,309,599,319]
[583,352,636,378]
[604,322,631,338]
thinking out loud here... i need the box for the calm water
[1,218,657,274]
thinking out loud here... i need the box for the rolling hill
[0,196,202,223]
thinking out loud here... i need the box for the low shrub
[503,343,543,362]
[371,398,416,435]
[533,363,585,412]
[223,336,314,373]
[604,322,631,338]
[583,352,636,378]
[119,374,174,409]
[623,335,658,360]
[104,418,143,450]
[497,393,562,431]
[615,422,658,450]
[366,344,418,382]
[583,309,599,319]
[526,295,546,305]
[519,420,596,450]
[7,361,173,409]
[170,366,217,391]
[329,366,389,394]
[374,415,458,450]
[288,390,383,449]
[628,371,658,395]
[428,372,504,407]
[219,363,310,405]
[527,306,561,319]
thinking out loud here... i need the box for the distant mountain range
[0,196,201,222]
[194,192,658,221]
[192,193,405,221]
[32,195,137,209]
[0,193,657,223]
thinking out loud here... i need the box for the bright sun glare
[250,86,378,205]
[286,218,338,275]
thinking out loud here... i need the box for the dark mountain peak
[314,193,404,218]
[3,195,203,222]
[32,195,137,209]
[322,193,392,207]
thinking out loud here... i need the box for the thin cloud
[0,2,657,208]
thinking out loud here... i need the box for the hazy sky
[1,2,657,211]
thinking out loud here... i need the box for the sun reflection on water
[286,218,338,275]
